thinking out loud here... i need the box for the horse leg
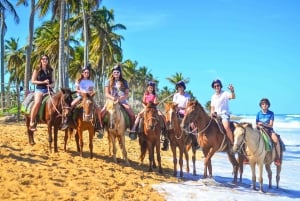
[63,129,69,152]
[265,164,272,189]
[238,153,244,183]
[250,163,257,191]
[258,163,265,192]
[184,145,190,174]
[155,140,163,174]
[78,128,84,157]
[111,136,118,163]
[179,147,184,177]
[53,127,59,153]
[26,117,35,145]
[226,150,239,183]
[147,142,154,172]
[171,145,177,177]
[75,131,80,152]
[205,148,216,178]
[47,124,53,153]
[202,150,209,178]
[120,135,130,165]
[89,127,94,159]
[276,164,281,189]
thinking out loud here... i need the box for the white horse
[232,122,282,192]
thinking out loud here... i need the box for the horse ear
[233,122,238,128]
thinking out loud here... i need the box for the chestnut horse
[104,99,130,165]
[23,88,74,152]
[64,92,96,158]
[181,100,239,183]
[139,101,163,173]
[233,122,282,192]
[164,102,196,177]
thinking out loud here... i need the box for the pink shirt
[144,93,156,104]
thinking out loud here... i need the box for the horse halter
[233,127,246,153]
[82,99,94,122]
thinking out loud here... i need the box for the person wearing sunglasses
[29,55,55,131]
[210,79,235,145]
[172,80,200,150]
[61,65,102,132]
[98,64,135,137]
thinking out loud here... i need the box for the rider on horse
[29,55,55,132]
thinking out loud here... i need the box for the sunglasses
[41,57,48,60]
[214,84,220,88]
[83,71,90,74]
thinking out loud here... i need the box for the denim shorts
[220,113,230,121]
[36,88,48,94]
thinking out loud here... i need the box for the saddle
[21,92,49,122]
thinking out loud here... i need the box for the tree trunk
[25,0,35,96]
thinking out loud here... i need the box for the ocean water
[237,114,300,146]
[154,114,300,201]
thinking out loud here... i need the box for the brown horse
[139,101,163,173]
[233,122,282,191]
[164,102,196,177]
[24,88,75,152]
[64,92,96,158]
[104,99,130,165]
[180,100,239,183]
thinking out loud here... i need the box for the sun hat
[147,81,156,87]
[175,80,186,90]
[111,64,122,73]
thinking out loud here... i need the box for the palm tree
[17,0,35,97]
[4,37,26,120]
[0,0,20,110]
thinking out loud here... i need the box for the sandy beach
[0,118,195,201]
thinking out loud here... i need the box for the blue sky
[5,0,300,114]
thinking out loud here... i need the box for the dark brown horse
[164,102,196,177]
[139,101,163,173]
[24,88,74,152]
[181,100,239,183]
[64,92,96,158]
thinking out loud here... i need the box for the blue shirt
[256,110,274,125]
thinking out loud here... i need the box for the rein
[47,87,72,117]
[240,127,264,157]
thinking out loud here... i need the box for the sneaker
[161,140,169,151]
[274,160,281,166]
[61,123,68,131]
[96,130,104,139]
[129,131,137,140]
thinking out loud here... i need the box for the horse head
[164,102,179,130]
[144,101,160,131]
[58,87,76,118]
[81,92,95,122]
[232,122,250,152]
[105,99,120,129]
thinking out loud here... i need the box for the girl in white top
[71,66,95,107]
[210,79,235,144]
[172,80,191,118]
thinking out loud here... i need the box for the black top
[36,68,53,89]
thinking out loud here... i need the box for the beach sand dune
[0,121,188,201]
